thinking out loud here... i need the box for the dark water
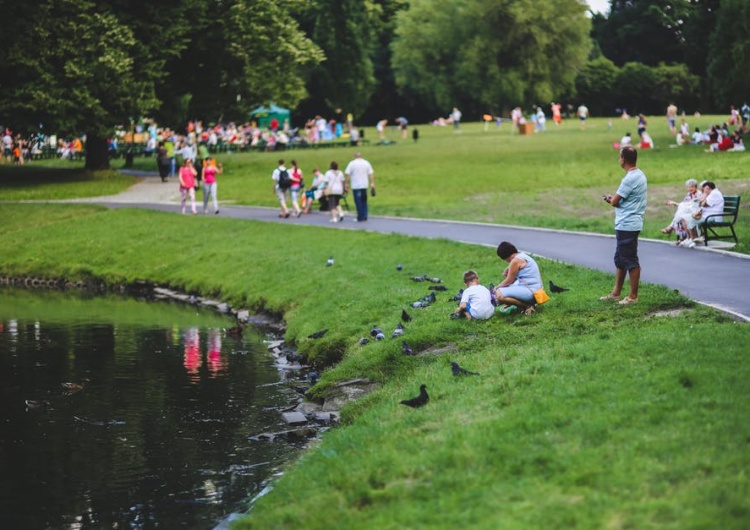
[0,288,302,530]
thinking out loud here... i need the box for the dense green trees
[0,0,745,170]
[0,0,323,169]
[391,0,591,117]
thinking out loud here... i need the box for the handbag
[521,278,550,305]
[533,288,550,305]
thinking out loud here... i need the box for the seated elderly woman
[493,241,544,315]
[661,178,703,239]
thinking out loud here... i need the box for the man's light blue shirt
[615,168,647,231]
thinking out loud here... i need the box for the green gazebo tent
[249,104,290,129]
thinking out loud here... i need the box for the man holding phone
[600,146,648,305]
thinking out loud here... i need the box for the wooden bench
[700,195,741,245]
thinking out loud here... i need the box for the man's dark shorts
[614,230,640,271]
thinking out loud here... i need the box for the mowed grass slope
[0,203,748,529]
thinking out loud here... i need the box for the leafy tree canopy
[391,0,591,116]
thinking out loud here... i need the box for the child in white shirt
[454,270,495,320]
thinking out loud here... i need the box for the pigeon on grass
[400,384,429,408]
[451,361,479,376]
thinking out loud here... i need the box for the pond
[0,288,303,529]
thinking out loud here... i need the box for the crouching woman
[493,241,544,315]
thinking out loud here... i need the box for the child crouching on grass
[453,270,495,321]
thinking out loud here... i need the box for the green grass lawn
[0,203,748,529]
[1,117,749,528]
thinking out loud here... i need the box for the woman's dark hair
[496,241,518,259]
[703,181,716,190]
[330,161,338,170]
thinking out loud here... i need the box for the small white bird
[326,255,334,267]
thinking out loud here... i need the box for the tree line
[0,0,746,169]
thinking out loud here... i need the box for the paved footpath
[73,173,750,321]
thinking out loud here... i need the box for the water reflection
[0,288,301,530]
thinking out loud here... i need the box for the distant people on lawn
[179,158,198,215]
[451,107,462,130]
[376,119,388,140]
[396,117,409,139]
[345,152,375,222]
[202,157,223,215]
[289,160,303,218]
[551,102,562,125]
[272,159,291,218]
[322,160,346,223]
[666,103,678,134]
[577,104,589,129]
[156,141,170,182]
[302,168,323,214]
[601,146,647,305]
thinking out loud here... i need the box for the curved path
[73,173,750,321]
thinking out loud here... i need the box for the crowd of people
[270,152,376,223]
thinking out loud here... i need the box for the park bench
[700,195,741,246]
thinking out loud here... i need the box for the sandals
[598,294,621,301]
[660,227,673,234]
[618,297,638,305]
[523,306,536,316]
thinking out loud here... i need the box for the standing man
[451,107,462,131]
[666,102,678,135]
[345,152,375,222]
[601,146,647,305]
[577,103,589,129]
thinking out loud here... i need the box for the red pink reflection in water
[183,328,227,381]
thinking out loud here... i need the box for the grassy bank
[3,116,748,251]
[1,204,748,529]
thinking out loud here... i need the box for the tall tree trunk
[85,134,110,171]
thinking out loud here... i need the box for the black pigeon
[428,285,448,291]
[402,341,415,355]
[451,361,479,376]
[449,289,464,302]
[285,352,304,364]
[392,323,404,338]
[307,371,319,384]
[358,337,370,345]
[397,263,403,271]
[326,255,334,267]
[401,309,412,322]
[369,325,385,341]
[549,280,569,293]
[426,291,437,303]
[307,329,329,339]
[399,384,429,408]
[411,275,427,282]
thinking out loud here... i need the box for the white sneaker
[684,239,696,248]
[329,217,338,223]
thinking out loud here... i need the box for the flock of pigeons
[309,257,571,410]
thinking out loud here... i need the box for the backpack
[278,168,291,190]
